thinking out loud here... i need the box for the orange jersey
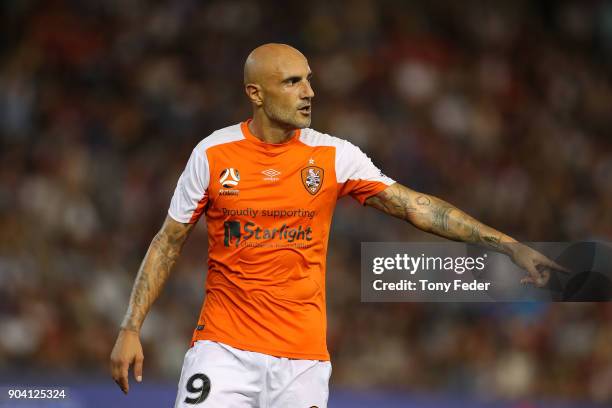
[168,120,394,360]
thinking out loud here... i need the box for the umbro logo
[262,168,280,182]
[262,169,280,177]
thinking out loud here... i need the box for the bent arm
[365,183,517,255]
[120,216,195,332]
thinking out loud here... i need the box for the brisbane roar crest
[300,166,324,195]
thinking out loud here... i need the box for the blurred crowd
[1,0,611,403]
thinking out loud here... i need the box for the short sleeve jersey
[168,120,394,360]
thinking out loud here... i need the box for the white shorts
[174,340,332,408]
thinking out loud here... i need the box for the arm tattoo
[482,234,504,251]
[431,205,453,232]
[365,186,417,220]
[415,195,430,206]
[121,217,194,332]
[366,184,515,254]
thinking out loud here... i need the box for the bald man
[110,43,566,407]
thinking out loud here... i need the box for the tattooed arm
[119,216,194,331]
[110,216,194,394]
[366,183,567,286]
[366,183,514,253]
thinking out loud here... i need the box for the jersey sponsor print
[168,120,394,360]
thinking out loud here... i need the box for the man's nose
[301,81,314,99]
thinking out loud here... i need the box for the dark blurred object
[550,242,612,301]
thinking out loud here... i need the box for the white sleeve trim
[167,124,244,223]
[336,140,395,185]
[168,144,210,223]
[299,128,394,185]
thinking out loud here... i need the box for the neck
[249,112,296,144]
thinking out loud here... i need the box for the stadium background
[1,0,611,407]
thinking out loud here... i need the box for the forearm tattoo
[366,184,511,253]
[366,186,417,220]
[431,203,453,233]
[121,218,194,331]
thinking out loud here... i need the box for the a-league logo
[219,168,240,188]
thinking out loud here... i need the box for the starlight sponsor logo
[223,220,313,247]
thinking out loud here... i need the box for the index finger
[545,258,572,274]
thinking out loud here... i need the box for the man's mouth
[298,105,311,114]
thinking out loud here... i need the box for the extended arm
[366,183,514,252]
[366,183,567,285]
[110,216,194,394]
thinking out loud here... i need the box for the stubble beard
[264,103,311,129]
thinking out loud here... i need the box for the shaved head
[244,43,308,85]
[243,43,314,131]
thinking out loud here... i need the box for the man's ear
[245,84,263,106]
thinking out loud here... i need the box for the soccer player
[110,43,566,407]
